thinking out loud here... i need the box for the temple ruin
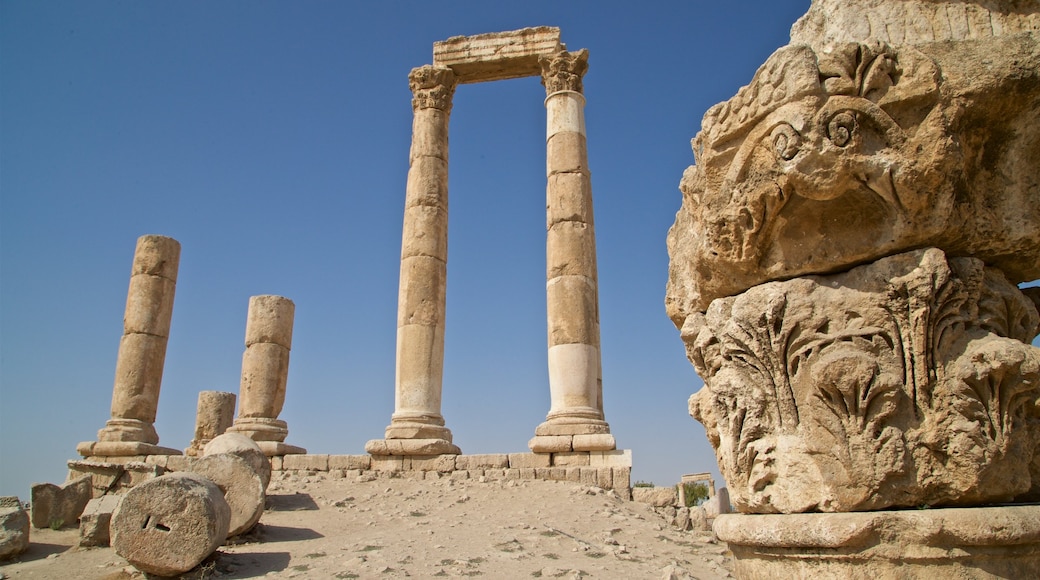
[364,27,617,457]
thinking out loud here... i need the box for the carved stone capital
[409,65,457,112]
[540,49,588,95]
[686,248,1040,514]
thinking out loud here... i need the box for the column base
[226,417,289,442]
[715,505,1040,579]
[365,438,461,456]
[96,418,160,445]
[529,433,615,452]
[255,441,306,457]
[77,440,182,458]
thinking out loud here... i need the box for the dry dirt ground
[1,472,732,579]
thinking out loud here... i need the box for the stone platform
[715,505,1040,579]
[80,450,633,500]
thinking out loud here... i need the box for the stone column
[78,235,182,458]
[531,49,615,453]
[366,65,461,457]
[184,391,236,457]
[227,295,304,456]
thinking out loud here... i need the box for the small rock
[0,497,29,561]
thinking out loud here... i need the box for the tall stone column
[78,235,182,458]
[531,49,615,453]
[227,295,304,456]
[366,65,461,457]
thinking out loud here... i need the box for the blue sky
[2,1,824,497]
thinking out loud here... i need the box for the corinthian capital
[540,49,589,95]
[409,65,457,112]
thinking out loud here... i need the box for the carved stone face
[666,39,1040,324]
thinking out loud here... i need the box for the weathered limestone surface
[203,432,272,492]
[30,475,92,529]
[67,460,165,498]
[533,47,615,453]
[688,248,1040,513]
[378,28,617,457]
[716,505,1040,579]
[0,497,29,561]
[227,295,305,456]
[78,494,122,548]
[79,235,182,458]
[190,453,264,538]
[433,26,563,84]
[665,7,1040,318]
[632,486,679,508]
[185,390,236,457]
[369,65,460,458]
[670,10,1040,578]
[111,472,230,577]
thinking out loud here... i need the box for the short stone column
[531,50,615,453]
[78,235,182,458]
[366,65,461,457]
[184,391,236,457]
[227,295,304,456]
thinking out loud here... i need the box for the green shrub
[682,482,710,507]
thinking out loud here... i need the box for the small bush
[682,482,710,507]
[633,480,654,488]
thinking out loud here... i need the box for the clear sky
[0,0,926,498]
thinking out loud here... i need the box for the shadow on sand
[265,492,320,511]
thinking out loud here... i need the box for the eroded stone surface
[716,504,1040,578]
[189,453,264,537]
[687,248,1040,513]
[203,432,271,491]
[0,497,29,561]
[111,472,230,577]
[666,17,1040,320]
[78,495,122,547]
[30,475,92,529]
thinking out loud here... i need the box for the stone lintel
[433,26,563,84]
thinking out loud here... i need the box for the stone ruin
[1,25,643,575]
[364,26,617,458]
[667,0,1040,576]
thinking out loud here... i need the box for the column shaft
[367,65,460,456]
[533,50,615,452]
[79,235,183,458]
[228,295,304,456]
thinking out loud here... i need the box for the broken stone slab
[632,486,679,508]
[78,495,122,548]
[111,472,230,577]
[30,475,91,529]
[203,432,271,492]
[189,453,264,538]
[0,497,29,561]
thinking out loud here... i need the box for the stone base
[715,505,1040,579]
[77,441,182,458]
[365,438,461,456]
[254,441,306,457]
[226,417,288,442]
[529,433,615,452]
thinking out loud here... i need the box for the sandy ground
[1,471,732,579]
